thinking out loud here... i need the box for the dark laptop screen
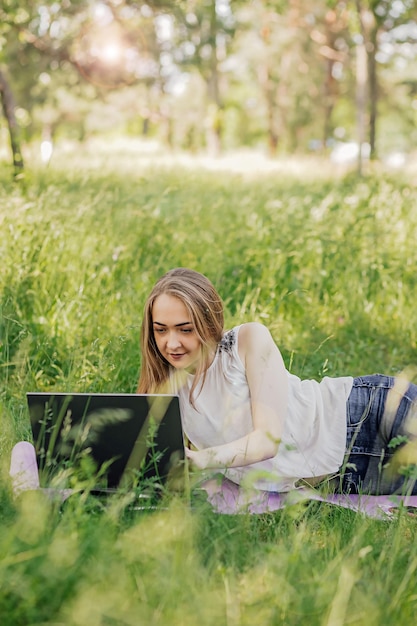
[27,393,184,490]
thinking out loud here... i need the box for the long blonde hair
[137,268,224,402]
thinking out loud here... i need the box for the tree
[1,0,417,164]
[0,67,24,174]
[0,0,31,173]
[352,0,417,159]
[170,0,236,154]
[235,0,346,155]
[0,1,175,148]
[308,4,351,148]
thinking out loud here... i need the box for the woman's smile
[170,352,187,362]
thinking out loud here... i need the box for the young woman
[138,267,417,496]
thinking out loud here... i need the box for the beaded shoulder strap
[218,328,236,355]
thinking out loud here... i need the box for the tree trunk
[0,68,24,174]
[356,39,368,176]
[259,21,279,156]
[368,26,378,160]
[323,59,335,148]
[355,1,372,175]
[205,0,222,156]
[257,59,279,157]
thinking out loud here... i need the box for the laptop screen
[27,393,184,491]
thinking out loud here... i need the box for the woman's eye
[181,328,192,334]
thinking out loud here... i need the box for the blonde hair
[137,268,224,403]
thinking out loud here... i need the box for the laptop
[26,393,185,498]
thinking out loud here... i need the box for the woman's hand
[185,447,209,471]
[185,446,230,471]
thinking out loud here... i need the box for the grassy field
[1,144,417,625]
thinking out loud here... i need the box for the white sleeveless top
[173,326,353,492]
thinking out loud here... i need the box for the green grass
[1,146,417,625]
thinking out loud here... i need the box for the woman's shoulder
[223,323,273,363]
[237,322,272,345]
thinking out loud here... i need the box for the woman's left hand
[185,447,209,470]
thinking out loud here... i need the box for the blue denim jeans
[340,374,417,495]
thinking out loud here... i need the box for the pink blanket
[201,477,417,519]
[10,442,417,519]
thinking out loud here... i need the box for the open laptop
[26,393,185,498]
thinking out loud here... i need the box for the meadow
[1,144,417,625]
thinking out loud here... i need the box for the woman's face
[152,294,203,371]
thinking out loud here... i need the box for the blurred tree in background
[1,0,416,167]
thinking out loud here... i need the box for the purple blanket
[200,477,417,519]
[10,442,417,518]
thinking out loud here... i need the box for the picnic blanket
[201,476,417,519]
[10,442,417,519]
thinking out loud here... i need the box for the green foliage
[1,0,417,154]
[1,487,417,625]
[1,155,417,624]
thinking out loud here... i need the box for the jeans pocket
[347,385,376,428]
[345,384,379,455]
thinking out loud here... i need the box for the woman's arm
[185,322,288,470]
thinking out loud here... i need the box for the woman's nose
[166,332,181,349]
